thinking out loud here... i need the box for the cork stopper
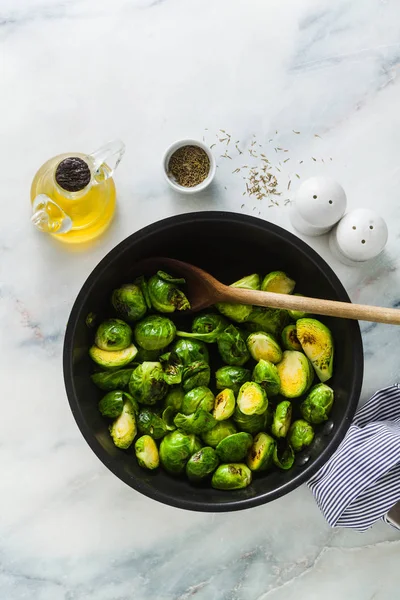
[55,157,91,192]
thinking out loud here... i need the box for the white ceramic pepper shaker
[290,176,347,236]
[329,208,388,266]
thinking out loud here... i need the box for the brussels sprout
[135,435,159,470]
[109,401,137,449]
[136,348,161,362]
[134,315,176,351]
[265,403,274,430]
[112,283,147,322]
[182,361,211,392]
[148,271,190,313]
[246,331,283,364]
[94,319,132,352]
[181,386,215,415]
[276,351,314,398]
[217,324,250,366]
[273,441,295,470]
[89,344,138,369]
[159,430,195,475]
[99,390,138,418]
[252,359,281,397]
[261,271,295,294]
[233,406,267,434]
[85,312,97,328]
[190,435,203,455]
[202,420,237,447]
[164,387,185,413]
[216,274,260,323]
[247,307,289,337]
[216,432,253,462]
[213,389,236,421]
[296,318,334,383]
[129,362,168,405]
[271,401,292,438]
[91,368,135,391]
[211,463,252,490]
[176,314,229,344]
[300,383,334,424]
[162,406,176,431]
[137,408,167,439]
[237,382,268,416]
[174,409,216,434]
[172,338,209,365]
[215,366,251,394]
[159,351,183,385]
[288,294,310,320]
[246,432,276,472]
[287,419,315,452]
[186,447,219,482]
[281,324,302,351]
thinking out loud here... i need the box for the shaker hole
[328,200,333,204]
[313,195,317,199]
[361,239,366,244]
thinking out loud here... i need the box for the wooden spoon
[138,257,400,325]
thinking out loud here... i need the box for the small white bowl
[162,139,216,194]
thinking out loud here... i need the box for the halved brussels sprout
[233,406,267,435]
[213,389,236,421]
[288,294,309,320]
[237,382,268,416]
[159,431,196,475]
[159,351,183,385]
[261,271,295,294]
[186,447,219,482]
[89,344,138,369]
[109,401,137,449]
[246,432,276,472]
[246,331,283,364]
[247,307,288,337]
[99,390,138,418]
[287,419,315,452]
[215,366,251,394]
[162,406,177,431]
[112,283,147,322]
[182,361,211,392]
[300,383,334,424]
[176,314,229,344]
[91,368,135,391]
[296,318,334,383]
[164,387,185,413]
[273,441,295,470]
[281,324,302,351]
[171,338,209,365]
[216,274,260,323]
[148,271,190,313]
[181,386,215,415]
[134,315,176,351]
[211,463,252,490]
[174,409,216,434]
[252,359,281,397]
[95,319,132,352]
[217,324,250,366]
[216,432,253,462]
[129,362,168,405]
[271,401,292,438]
[276,351,314,398]
[202,420,237,448]
[137,408,167,439]
[135,435,159,470]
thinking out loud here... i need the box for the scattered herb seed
[293,130,300,134]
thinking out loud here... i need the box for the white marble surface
[1,0,400,598]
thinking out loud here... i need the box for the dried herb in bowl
[168,145,210,187]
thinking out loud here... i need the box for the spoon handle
[222,287,400,325]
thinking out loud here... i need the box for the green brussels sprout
[174,409,216,434]
[176,314,229,344]
[159,430,197,475]
[217,324,250,366]
[109,401,137,449]
[181,386,215,415]
[273,441,295,470]
[252,359,281,397]
[300,383,334,424]
[159,351,183,385]
[91,368,135,391]
[135,435,159,470]
[190,435,203,455]
[94,319,132,352]
[136,348,161,362]
[148,271,190,313]
[281,324,302,351]
[137,408,167,439]
[129,361,168,405]
[164,387,185,413]
[247,307,289,337]
[202,420,237,447]
[134,315,176,351]
[89,344,138,369]
[216,432,253,462]
[182,361,211,392]
[287,419,315,452]
[186,447,219,482]
[162,406,176,431]
[261,271,295,294]
[237,382,268,416]
[85,312,97,328]
[246,432,276,472]
[211,463,252,490]
[213,389,236,421]
[216,274,260,323]
[98,390,138,418]
[215,366,251,394]
[271,401,292,438]
[112,283,147,322]
[288,294,310,320]
[233,406,267,434]
[246,331,283,364]
[296,318,334,382]
[171,338,209,365]
[276,351,314,398]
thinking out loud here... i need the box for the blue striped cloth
[308,384,400,531]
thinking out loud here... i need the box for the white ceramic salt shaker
[290,176,347,236]
[329,208,388,266]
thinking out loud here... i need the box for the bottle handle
[31,194,72,235]
[89,139,125,181]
